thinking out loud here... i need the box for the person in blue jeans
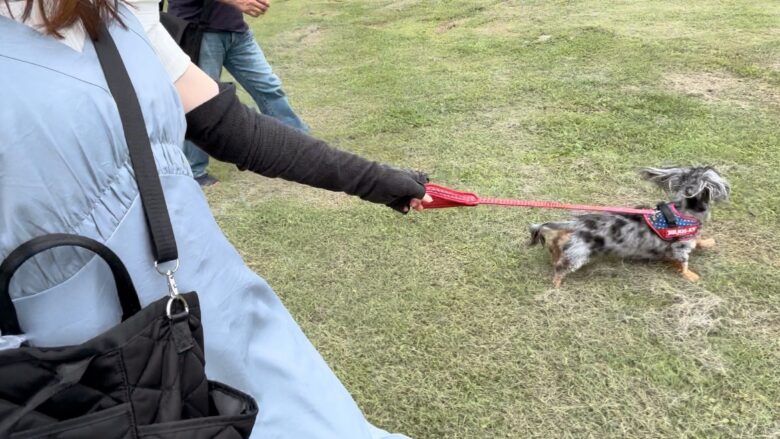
[169,0,308,186]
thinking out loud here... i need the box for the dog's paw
[682,270,701,282]
[696,238,716,250]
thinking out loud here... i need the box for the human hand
[380,169,431,214]
[224,0,270,17]
[407,194,434,213]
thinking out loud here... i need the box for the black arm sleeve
[185,83,428,212]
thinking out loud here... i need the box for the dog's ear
[640,167,687,193]
[700,167,730,202]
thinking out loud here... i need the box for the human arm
[184,82,430,213]
[134,1,430,211]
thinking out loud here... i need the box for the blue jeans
[183,30,309,177]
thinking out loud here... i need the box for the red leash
[422,183,656,215]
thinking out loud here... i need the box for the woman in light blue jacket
[0,1,428,437]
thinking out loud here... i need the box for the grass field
[206,1,780,437]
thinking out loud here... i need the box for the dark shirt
[168,0,248,33]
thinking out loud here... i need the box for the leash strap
[423,183,656,215]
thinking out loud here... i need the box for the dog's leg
[671,261,700,282]
[552,233,591,288]
[535,227,572,287]
[549,240,563,265]
[548,231,570,287]
[552,272,565,288]
[552,254,571,288]
[695,238,716,250]
[670,241,699,282]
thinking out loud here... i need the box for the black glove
[185,83,428,213]
[376,168,429,212]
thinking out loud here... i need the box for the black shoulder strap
[0,27,174,335]
[93,25,179,263]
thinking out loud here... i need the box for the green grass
[208,1,780,437]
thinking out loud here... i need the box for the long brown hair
[6,0,123,40]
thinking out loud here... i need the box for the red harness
[643,203,700,241]
[422,184,701,241]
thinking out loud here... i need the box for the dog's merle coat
[529,167,730,287]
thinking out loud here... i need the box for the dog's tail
[529,222,575,247]
[529,224,545,246]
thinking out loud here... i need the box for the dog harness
[643,203,701,241]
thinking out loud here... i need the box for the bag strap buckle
[155,260,189,319]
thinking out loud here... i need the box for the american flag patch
[643,204,701,241]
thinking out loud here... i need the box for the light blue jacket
[0,9,407,439]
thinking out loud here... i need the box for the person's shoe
[195,174,219,187]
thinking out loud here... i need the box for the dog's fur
[529,166,730,287]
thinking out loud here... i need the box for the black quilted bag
[0,26,258,438]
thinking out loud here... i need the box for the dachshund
[529,166,730,287]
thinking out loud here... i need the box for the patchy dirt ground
[665,71,780,109]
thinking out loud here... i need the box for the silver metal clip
[154,260,188,319]
[165,270,179,298]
